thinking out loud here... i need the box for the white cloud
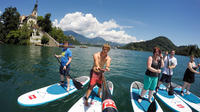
[0,11,2,15]
[53,12,137,43]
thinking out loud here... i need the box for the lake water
[0,45,199,112]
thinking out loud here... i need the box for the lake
[0,45,199,112]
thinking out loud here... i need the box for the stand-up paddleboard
[156,84,192,112]
[130,81,163,112]
[171,83,200,112]
[68,81,113,112]
[18,76,90,106]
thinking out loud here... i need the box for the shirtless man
[84,44,111,106]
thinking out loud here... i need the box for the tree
[41,34,49,44]
[49,27,80,44]
[0,7,20,37]
[42,13,52,33]
[0,21,4,41]
[6,24,32,45]
[37,16,44,28]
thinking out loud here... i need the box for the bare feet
[59,81,64,85]
[186,91,190,95]
[97,94,102,99]
[138,98,142,103]
[66,87,70,92]
[181,91,184,96]
[148,99,152,103]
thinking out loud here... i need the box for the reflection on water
[0,45,199,112]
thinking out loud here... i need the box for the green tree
[41,34,49,44]
[49,27,80,44]
[0,21,4,41]
[0,7,20,38]
[42,13,52,33]
[37,16,44,28]
[6,24,32,45]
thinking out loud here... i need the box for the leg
[148,77,158,102]
[186,83,191,94]
[138,88,147,103]
[60,75,65,85]
[66,76,70,92]
[97,87,102,98]
[85,69,97,106]
[181,82,187,96]
[156,81,162,91]
[59,66,65,85]
[148,90,154,103]
[138,75,151,103]
[157,73,166,91]
[85,85,94,106]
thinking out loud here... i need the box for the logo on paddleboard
[102,99,117,110]
[28,95,37,100]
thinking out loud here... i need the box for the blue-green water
[0,45,199,112]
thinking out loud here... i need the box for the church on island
[19,0,59,46]
[19,0,42,44]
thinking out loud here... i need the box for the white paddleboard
[130,81,163,112]
[173,83,200,112]
[17,76,90,106]
[68,81,113,112]
[156,84,192,112]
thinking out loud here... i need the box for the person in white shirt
[156,50,177,91]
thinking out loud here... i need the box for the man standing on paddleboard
[157,50,177,91]
[55,41,72,92]
[84,44,111,106]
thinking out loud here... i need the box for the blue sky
[0,0,200,45]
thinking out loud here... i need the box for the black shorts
[160,73,172,83]
[183,73,195,83]
[59,66,70,76]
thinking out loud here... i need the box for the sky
[0,0,200,45]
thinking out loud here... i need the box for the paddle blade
[72,79,83,90]
[147,100,156,112]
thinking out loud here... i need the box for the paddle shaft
[101,70,118,112]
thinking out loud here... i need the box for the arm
[55,54,62,58]
[160,58,164,68]
[169,65,176,69]
[105,57,111,71]
[188,62,199,74]
[147,56,160,73]
[65,50,72,66]
[65,57,72,66]
[93,54,100,71]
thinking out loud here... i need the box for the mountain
[121,36,200,57]
[64,30,123,46]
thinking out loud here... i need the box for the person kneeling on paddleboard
[138,47,164,103]
[55,41,72,92]
[84,44,111,106]
[181,55,200,96]
[157,50,177,91]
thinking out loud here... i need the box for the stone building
[19,0,42,44]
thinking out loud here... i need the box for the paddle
[101,69,118,112]
[147,55,162,112]
[167,54,174,96]
[55,56,83,90]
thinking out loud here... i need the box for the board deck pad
[17,76,90,106]
[68,81,113,112]
[130,81,163,112]
[174,84,200,111]
[156,84,192,112]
